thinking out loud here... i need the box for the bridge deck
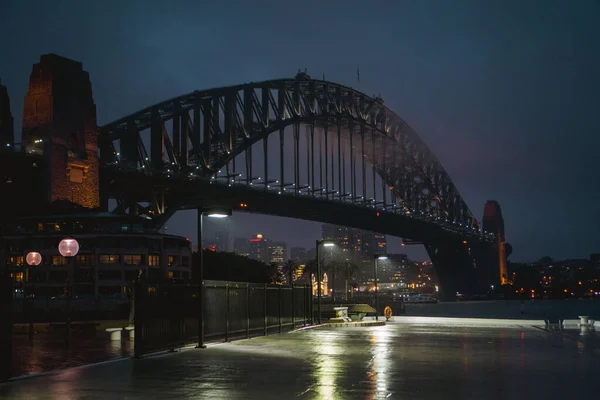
[2,321,599,399]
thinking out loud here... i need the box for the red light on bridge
[376,212,380,217]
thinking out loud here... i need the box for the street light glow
[323,243,335,247]
[58,238,80,257]
[376,255,388,260]
[206,213,229,218]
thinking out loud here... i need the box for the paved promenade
[1,321,599,399]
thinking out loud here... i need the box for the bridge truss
[98,75,494,244]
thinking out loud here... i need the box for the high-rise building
[374,232,387,255]
[234,237,250,257]
[0,79,14,150]
[322,224,386,264]
[215,231,230,252]
[249,233,269,263]
[268,242,287,266]
[321,224,360,262]
[291,247,308,264]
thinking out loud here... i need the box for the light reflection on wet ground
[2,323,600,399]
[11,333,134,377]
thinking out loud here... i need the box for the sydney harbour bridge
[1,55,507,299]
[99,70,503,297]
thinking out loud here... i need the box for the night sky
[1,0,599,262]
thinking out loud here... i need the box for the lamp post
[373,255,388,321]
[197,207,231,348]
[315,239,335,324]
[25,252,41,338]
[58,238,79,341]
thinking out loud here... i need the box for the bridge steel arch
[99,76,495,297]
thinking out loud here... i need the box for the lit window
[52,256,66,266]
[123,255,143,265]
[168,256,177,266]
[11,272,23,283]
[99,255,119,264]
[148,255,160,267]
[76,255,93,266]
[168,271,174,279]
[8,256,24,267]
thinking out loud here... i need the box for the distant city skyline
[176,216,427,261]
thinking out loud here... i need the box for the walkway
[1,322,599,399]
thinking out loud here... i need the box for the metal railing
[0,272,12,382]
[134,280,312,357]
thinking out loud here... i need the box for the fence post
[133,280,143,358]
[246,284,250,339]
[302,284,310,326]
[263,283,268,336]
[278,285,282,333]
[291,284,295,329]
[308,283,313,325]
[0,272,12,382]
[197,281,205,349]
[225,282,230,342]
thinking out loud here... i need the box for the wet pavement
[2,322,600,399]
[11,333,134,377]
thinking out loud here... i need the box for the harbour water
[404,299,600,320]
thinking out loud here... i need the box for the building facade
[249,234,269,263]
[1,214,192,301]
[290,247,308,264]
[234,237,250,257]
[268,242,287,266]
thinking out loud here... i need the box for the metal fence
[134,280,312,357]
[0,271,12,382]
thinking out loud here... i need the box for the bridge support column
[426,244,476,301]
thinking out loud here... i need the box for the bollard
[106,328,122,341]
[125,326,135,339]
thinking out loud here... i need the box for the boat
[402,293,439,304]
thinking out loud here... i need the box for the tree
[282,260,297,285]
[341,261,359,301]
[302,259,318,282]
[270,263,285,285]
[325,260,345,303]
[192,251,279,284]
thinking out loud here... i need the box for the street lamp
[315,239,335,324]
[373,255,388,321]
[197,207,232,348]
[58,238,79,340]
[25,252,42,338]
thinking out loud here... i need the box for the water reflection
[357,328,394,399]
[12,333,133,377]
[313,331,342,399]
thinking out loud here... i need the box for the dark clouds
[1,0,599,261]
